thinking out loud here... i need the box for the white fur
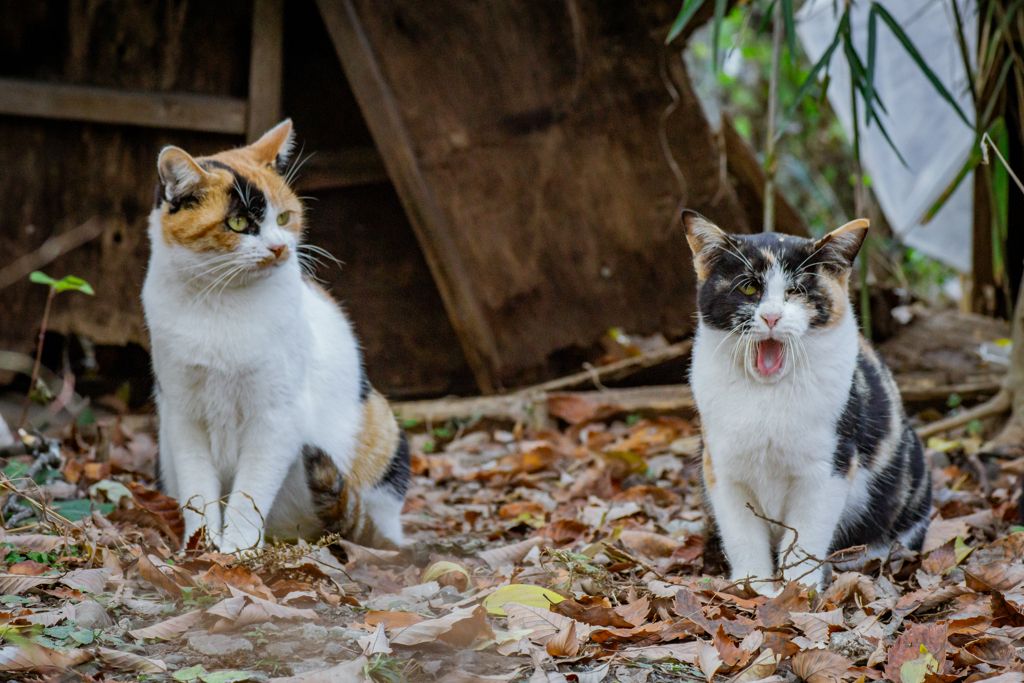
[142,204,403,552]
[691,268,858,594]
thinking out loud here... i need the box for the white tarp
[797,0,977,272]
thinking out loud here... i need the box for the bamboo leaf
[866,8,878,127]
[665,0,708,44]
[780,0,797,65]
[870,2,972,128]
[785,25,842,123]
[712,0,729,72]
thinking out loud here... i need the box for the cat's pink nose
[268,244,287,260]
[761,312,781,329]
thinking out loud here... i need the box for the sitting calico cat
[142,120,409,552]
[684,211,931,594]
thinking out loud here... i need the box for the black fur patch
[201,160,268,234]
[359,370,371,403]
[302,444,344,506]
[694,232,841,333]
[378,432,411,498]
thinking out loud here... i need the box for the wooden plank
[293,148,390,191]
[247,0,284,141]
[0,78,247,134]
[315,0,502,393]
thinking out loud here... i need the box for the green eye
[739,283,757,296]
[277,211,291,226]
[227,216,248,233]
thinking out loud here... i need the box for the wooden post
[314,0,502,393]
[247,0,284,142]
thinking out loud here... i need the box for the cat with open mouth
[684,211,931,595]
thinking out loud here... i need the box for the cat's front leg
[219,425,298,552]
[778,474,849,589]
[707,478,777,595]
[163,410,222,543]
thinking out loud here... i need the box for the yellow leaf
[483,584,565,616]
[926,437,960,452]
[421,561,471,591]
[899,645,939,683]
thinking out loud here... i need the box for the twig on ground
[916,388,1012,439]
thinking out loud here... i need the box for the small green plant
[18,272,94,429]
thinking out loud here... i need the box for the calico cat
[142,120,409,552]
[684,211,931,594]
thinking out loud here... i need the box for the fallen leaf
[483,584,566,617]
[174,664,208,681]
[899,645,940,683]
[547,394,622,424]
[268,655,369,682]
[884,622,947,683]
[506,603,589,645]
[357,622,392,656]
[137,553,183,599]
[545,621,580,657]
[732,648,779,683]
[337,539,402,566]
[0,643,91,671]
[8,560,53,576]
[128,609,203,641]
[200,672,264,683]
[390,604,494,647]
[479,538,551,568]
[363,610,428,630]
[699,642,723,680]
[0,574,57,595]
[617,530,680,559]
[60,568,113,594]
[97,647,167,673]
[963,636,1016,666]
[790,610,844,643]
[614,596,651,627]
[421,561,470,592]
[791,649,851,683]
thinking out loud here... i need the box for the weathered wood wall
[0,0,476,399]
[338,0,757,389]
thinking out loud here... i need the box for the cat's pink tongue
[756,339,785,375]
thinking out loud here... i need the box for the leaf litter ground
[1,385,1023,683]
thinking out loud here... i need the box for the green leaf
[865,8,878,127]
[869,3,972,129]
[174,665,209,682]
[70,629,95,645]
[665,0,708,44]
[53,275,94,295]
[52,498,114,522]
[200,672,263,683]
[29,272,57,287]
[42,625,76,640]
[2,461,27,480]
[785,17,843,123]
[780,0,797,65]
[711,0,728,71]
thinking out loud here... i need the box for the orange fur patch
[815,271,850,328]
[702,445,716,489]
[159,145,304,252]
[348,390,402,490]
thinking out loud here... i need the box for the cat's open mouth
[755,339,785,376]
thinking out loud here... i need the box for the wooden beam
[0,78,247,134]
[247,0,284,142]
[293,148,390,191]
[315,0,502,394]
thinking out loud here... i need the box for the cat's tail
[302,391,409,549]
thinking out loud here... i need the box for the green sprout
[18,272,94,429]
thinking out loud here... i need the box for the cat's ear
[249,119,295,174]
[683,210,730,278]
[814,218,869,269]
[157,147,208,202]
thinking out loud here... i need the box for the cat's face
[151,120,304,285]
[684,211,867,384]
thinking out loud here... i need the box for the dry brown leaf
[479,537,551,568]
[732,648,779,683]
[547,394,622,424]
[791,649,852,683]
[390,604,494,648]
[884,622,947,682]
[618,530,681,559]
[758,581,805,628]
[821,572,877,606]
[9,560,53,576]
[126,481,185,541]
[358,622,392,656]
[0,534,67,553]
[614,595,651,627]
[0,643,92,671]
[966,562,1024,593]
[552,599,633,628]
[0,574,57,595]
[923,518,970,553]
[505,603,587,645]
[337,539,402,566]
[18,603,75,627]
[545,621,579,657]
[269,656,369,682]
[225,586,318,627]
[136,553,182,598]
[618,643,701,663]
[199,563,275,601]
[60,568,113,594]
[364,610,428,630]
[713,625,749,669]
[128,609,203,641]
[790,610,844,643]
[96,647,167,673]
[699,642,724,680]
[963,636,1016,666]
